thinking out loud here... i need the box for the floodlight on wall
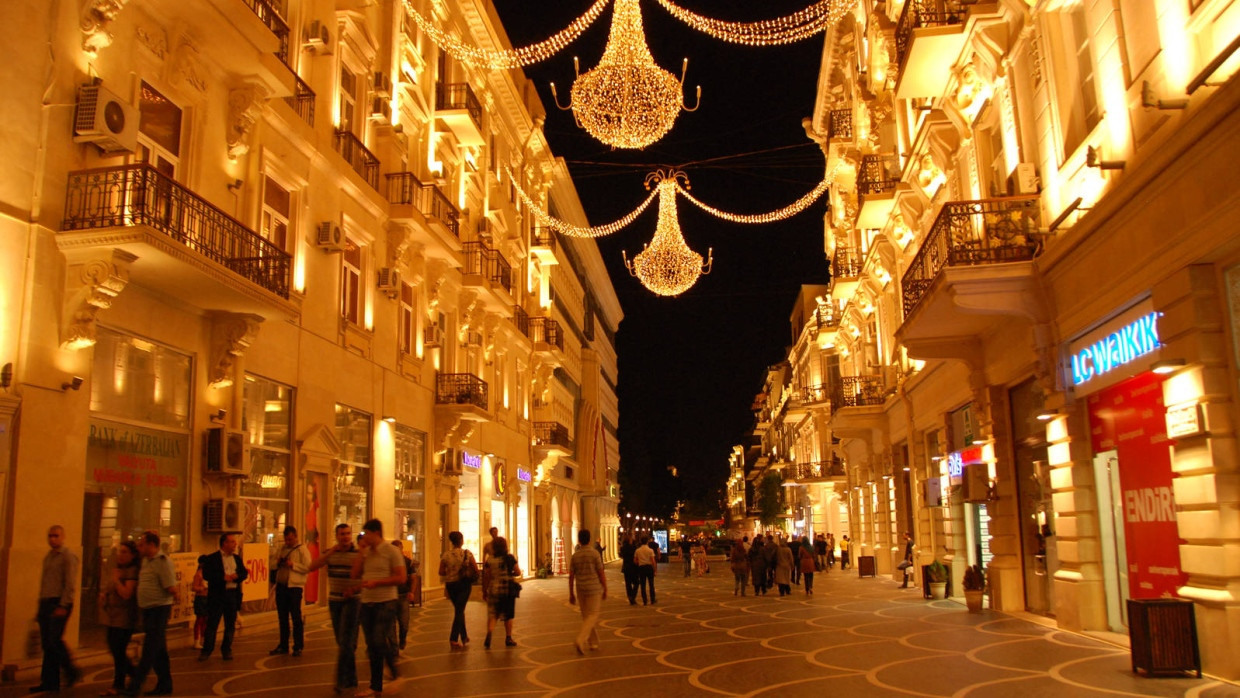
[1086,146,1125,170]
[1035,409,1059,422]
[1151,358,1187,375]
[382,415,397,423]
[61,376,84,391]
[0,363,11,390]
[1141,81,1188,110]
[210,409,227,424]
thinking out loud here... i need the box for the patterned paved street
[6,562,1238,697]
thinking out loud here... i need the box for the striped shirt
[324,545,360,602]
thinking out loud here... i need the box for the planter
[929,581,947,600]
[965,589,984,612]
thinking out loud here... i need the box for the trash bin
[857,555,877,578]
[1128,598,1201,677]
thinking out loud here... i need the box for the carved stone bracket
[81,0,129,56]
[227,84,269,160]
[62,249,136,350]
[207,311,263,388]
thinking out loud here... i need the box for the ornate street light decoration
[622,171,712,296]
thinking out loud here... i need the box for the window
[334,404,372,535]
[240,375,292,548]
[137,82,183,178]
[393,424,427,563]
[261,176,291,251]
[399,281,416,355]
[341,236,364,325]
[339,66,359,135]
[1047,7,1101,158]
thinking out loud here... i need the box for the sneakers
[505,637,517,647]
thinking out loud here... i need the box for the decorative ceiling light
[622,171,712,296]
[551,0,699,149]
[651,0,854,45]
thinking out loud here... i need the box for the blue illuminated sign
[517,467,532,482]
[1071,312,1159,386]
[462,452,482,469]
[947,453,963,478]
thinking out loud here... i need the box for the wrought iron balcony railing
[533,226,557,251]
[385,172,460,238]
[333,130,380,190]
[832,245,864,279]
[533,421,573,451]
[242,0,290,64]
[62,164,290,298]
[283,70,315,126]
[435,82,483,133]
[831,375,886,412]
[896,0,967,73]
[435,373,487,409]
[828,109,853,140]
[858,154,900,196]
[901,196,1043,317]
[799,384,830,405]
[529,317,564,351]
[512,305,529,337]
[815,305,840,330]
[790,458,845,480]
[463,241,513,293]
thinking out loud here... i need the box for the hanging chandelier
[622,171,712,296]
[551,0,699,149]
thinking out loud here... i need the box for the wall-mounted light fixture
[1035,409,1059,422]
[382,415,396,424]
[1141,81,1188,110]
[1086,146,1126,171]
[61,376,84,391]
[0,363,12,390]
[1151,358,1187,375]
[210,409,227,424]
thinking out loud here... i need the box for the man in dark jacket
[198,533,248,661]
[618,534,638,605]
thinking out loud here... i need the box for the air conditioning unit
[303,20,331,53]
[369,96,391,122]
[316,221,345,251]
[463,330,484,347]
[1009,162,1039,195]
[424,324,444,347]
[962,463,991,503]
[437,447,460,474]
[376,267,401,296]
[74,83,138,154]
[372,71,392,97]
[203,427,251,476]
[204,498,243,533]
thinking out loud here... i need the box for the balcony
[857,154,901,229]
[895,0,999,99]
[899,196,1044,344]
[241,0,290,63]
[531,226,560,266]
[533,421,574,458]
[511,304,530,337]
[462,240,514,309]
[191,0,291,97]
[830,245,864,301]
[831,375,887,413]
[435,82,485,146]
[789,458,846,483]
[386,172,461,244]
[434,373,489,421]
[334,130,380,191]
[785,384,831,420]
[60,164,294,316]
[283,70,315,126]
[530,316,565,364]
[828,109,853,141]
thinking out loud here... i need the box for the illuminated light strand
[402,0,612,69]
[674,176,830,224]
[507,167,658,238]
[623,171,712,297]
[652,0,856,45]
[553,0,698,149]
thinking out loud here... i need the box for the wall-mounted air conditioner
[203,427,251,476]
[74,83,138,154]
[377,267,401,296]
[303,20,331,53]
[316,221,345,251]
[204,498,243,533]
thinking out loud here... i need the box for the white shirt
[634,545,655,567]
[223,554,238,589]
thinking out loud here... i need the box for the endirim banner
[1066,297,1161,396]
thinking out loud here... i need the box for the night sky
[492,1,830,515]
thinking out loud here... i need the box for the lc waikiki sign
[1068,300,1160,390]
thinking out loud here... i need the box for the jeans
[329,598,360,689]
[637,566,655,603]
[132,605,172,693]
[105,626,134,689]
[575,593,602,649]
[841,551,850,569]
[36,598,77,689]
[359,600,399,692]
[394,596,410,648]
[275,584,304,650]
[202,590,240,656]
[446,581,472,643]
[804,572,814,593]
[733,572,747,595]
[682,554,691,577]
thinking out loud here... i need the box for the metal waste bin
[1127,598,1201,678]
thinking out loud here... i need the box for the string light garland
[651,0,853,45]
[675,176,830,223]
[401,0,612,70]
[622,171,713,296]
[506,166,658,238]
[551,0,699,149]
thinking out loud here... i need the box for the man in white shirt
[568,529,607,654]
[271,525,311,656]
[632,536,657,605]
[351,519,406,697]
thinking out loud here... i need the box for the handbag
[459,551,478,583]
[897,560,913,571]
[508,579,523,597]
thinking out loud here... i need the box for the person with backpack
[438,531,477,649]
[481,537,522,648]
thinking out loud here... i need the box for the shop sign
[947,446,984,482]
[1165,402,1206,439]
[242,545,270,603]
[170,553,199,625]
[87,419,184,489]
[516,467,533,482]
[461,451,482,469]
[493,462,506,496]
[1069,305,1160,388]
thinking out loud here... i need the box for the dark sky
[492,1,829,513]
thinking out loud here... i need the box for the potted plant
[962,564,985,612]
[927,560,948,600]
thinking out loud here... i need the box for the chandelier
[622,172,712,296]
[551,0,699,149]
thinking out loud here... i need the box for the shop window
[90,327,192,430]
[136,81,182,178]
[393,424,426,565]
[334,404,372,535]
[399,281,416,355]
[240,374,292,548]
[261,176,291,251]
[340,236,365,326]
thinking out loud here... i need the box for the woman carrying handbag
[438,531,476,649]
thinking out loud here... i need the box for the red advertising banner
[1087,371,1186,599]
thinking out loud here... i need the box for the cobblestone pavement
[7,563,1238,697]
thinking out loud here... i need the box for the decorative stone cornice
[207,311,263,388]
[81,0,129,56]
[62,249,135,350]
[227,84,269,160]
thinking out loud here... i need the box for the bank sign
[1067,300,1160,392]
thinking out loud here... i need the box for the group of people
[676,536,712,577]
[437,526,524,650]
[617,533,661,605]
[724,532,850,597]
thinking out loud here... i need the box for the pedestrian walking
[568,529,606,654]
[31,525,83,693]
[774,538,794,596]
[814,534,828,570]
[692,539,708,577]
[788,536,802,586]
[482,526,499,565]
[391,541,415,651]
[481,536,522,648]
[99,541,139,696]
[747,537,767,595]
[799,536,817,595]
[271,525,311,656]
[351,519,406,697]
[762,534,778,588]
[618,533,639,605]
[438,531,477,649]
[729,538,749,596]
[898,532,915,588]
[633,535,657,604]
[678,537,692,577]
[840,535,851,570]
[198,533,247,662]
[308,523,362,692]
[125,530,177,696]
